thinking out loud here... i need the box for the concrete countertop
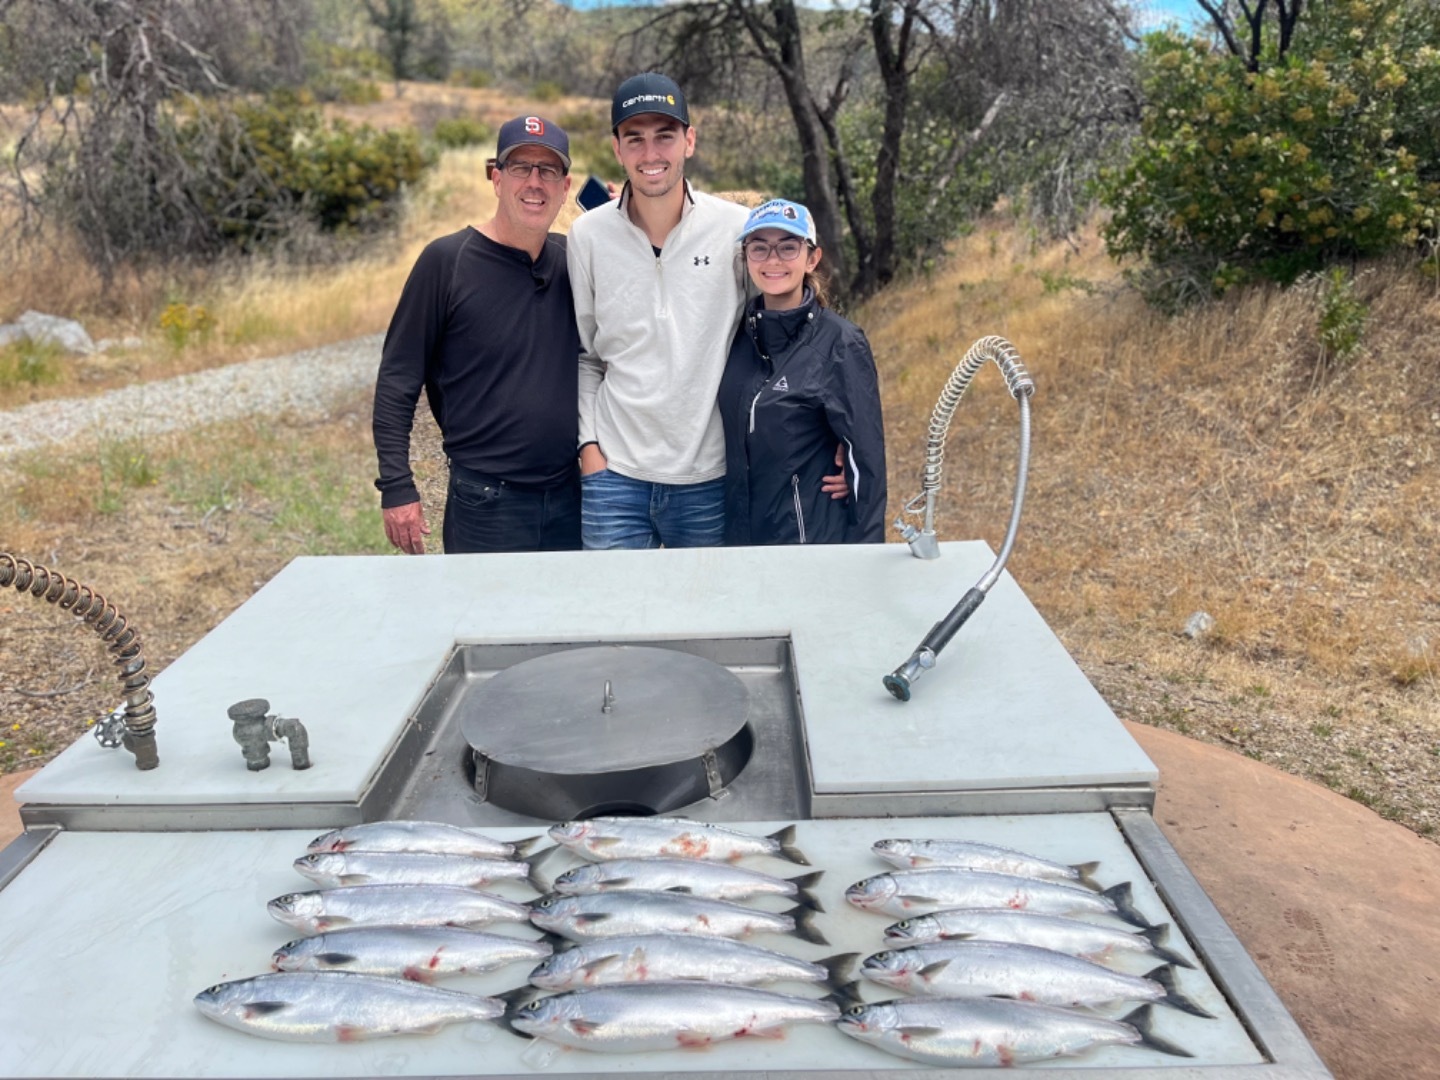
[16,544,1155,811]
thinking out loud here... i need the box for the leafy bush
[1098,2,1440,306]
[432,117,492,150]
[0,339,63,388]
[177,98,432,249]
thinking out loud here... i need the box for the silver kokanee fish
[861,940,1214,1017]
[837,998,1192,1066]
[267,884,532,935]
[883,908,1195,968]
[871,838,1100,887]
[507,982,840,1051]
[527,933,856,990]
[193,971,502,1042]
[529,891,828,945]
[553,858,823,909]
[307,821,539,859]
[846,868,1147,925]
[293,851,536,890]
[271,926,552,982]
[548,818,809,865]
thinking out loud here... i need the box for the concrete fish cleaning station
[0,338,1331,1077]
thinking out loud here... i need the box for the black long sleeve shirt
[372,227,580,508]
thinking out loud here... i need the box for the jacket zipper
[791,475,807,544]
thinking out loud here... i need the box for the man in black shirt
[372,115,582,553]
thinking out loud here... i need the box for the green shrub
[1098,2,1440,306]
[531,80,564,104]
[432,117,491,150]
[158,302,216,351]
[0,338,63,387]
[180,98,432,246]
[1310,267,1368,368]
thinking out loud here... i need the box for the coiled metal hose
[0,553,159,769]
[885,336,1035,701]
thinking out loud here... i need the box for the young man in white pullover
[567,72,751,549]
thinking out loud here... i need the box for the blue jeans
[443,464,581,553]
[581,470,725,550]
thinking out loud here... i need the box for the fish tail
[768,825,811,866]
[787,904,830,946]
[790,871,826,912]
[511,835,546,859]
[823,980,865,1009]
[819,952,861,991]
[1071,860,1103,890]
[1148,965,1216,1019]
[1121,1005,1193,1058]
[494,985,542,1038]
[1140,923,1196,969]
[1102,881,1150,929]
[526,864,552,893]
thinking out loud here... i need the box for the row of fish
[194,817,1215,1067]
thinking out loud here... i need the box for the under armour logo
[773,376,789,391]
[694,256,710,266]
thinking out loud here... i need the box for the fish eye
[535,897,554,909]
[896,919,912,929]
[520,1001,542,1012]
[872,951,893,961]
[845,1004,866,1016]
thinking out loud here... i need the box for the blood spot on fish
[664,834,712,859]
[676,1031,713,1048]
[971,1038,982,1054]
[428,949,445,969]
[997,1044,1015,1067]
[1005,894,1027,910]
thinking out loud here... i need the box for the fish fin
[589,836,623,851]
[896,893,939,906]
[402,966,437,984]
[820,953,862,991]
[580,955,623,976]
[511,835,546,859]
[538,931,572,952]
[567,1018,604,1036]
[1122,1005,1194,1058]
[339,873,370,886]
[790,872,826,912]
[787,904,830,946]
[1071,861,1103,890]
[918,959,952,979]
[662,884,693,894]
[1148,965,1216,1019]
[745,1025,789,1040]
[1102,881,1150,929]
[768,825,811,867]
[1140,924,1197,969]
[315,951,358,968]
[575,912,612,926]
[242,1001,290,1018]
[526,865,552,892]
[335,1025,367,1042]
[894,1025,945,1038]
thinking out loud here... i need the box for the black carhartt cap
[611,73,689,132]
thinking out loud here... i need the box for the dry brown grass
[862,214,1439,835]
[2,81,1436,834]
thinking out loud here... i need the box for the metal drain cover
[458,645,752,818]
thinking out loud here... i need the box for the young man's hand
[580,444,609,476]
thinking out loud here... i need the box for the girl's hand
[821,443,850,500]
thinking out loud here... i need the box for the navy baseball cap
[738,199,818,244]
[495,115,571,170]
[611,73,689,131]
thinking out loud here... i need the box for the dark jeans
[580,470,725,550]
[443,464,581,554]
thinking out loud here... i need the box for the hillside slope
[863,216,1438,835]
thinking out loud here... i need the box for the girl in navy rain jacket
[718,199,887,545]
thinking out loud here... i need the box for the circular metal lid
[459,646,749,775]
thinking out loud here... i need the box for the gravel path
[0,335,383,460]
